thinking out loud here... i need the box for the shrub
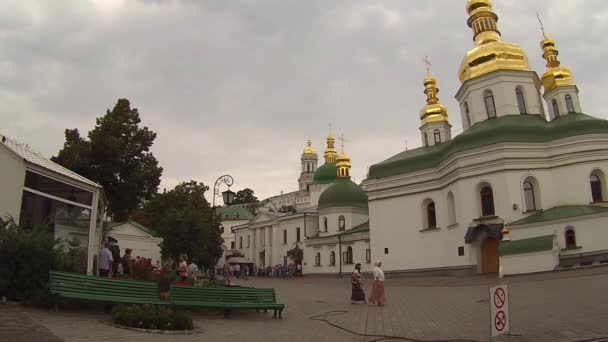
[0,218,62,305]
[111,304,193,330]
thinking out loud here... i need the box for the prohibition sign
[493,288,506,308]
[494,311,507,332]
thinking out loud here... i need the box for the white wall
[304,238,371,275]
[0,145,25,221]
[318,207,368,236]
[500,249,558,275]
[544,86,581,120]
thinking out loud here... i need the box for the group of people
[166,255,200,282]
[350,261,385,306]
[98,240,140,278]
[257,263,301,278]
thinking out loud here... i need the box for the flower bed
[111,304,193,331]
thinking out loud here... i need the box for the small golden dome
[459,0,530,83]
[540,34,575,95]
[303,139,316,155]
[324,132,338,164]
[419,73,449,126]
[336,151,351,178]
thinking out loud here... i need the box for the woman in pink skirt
[368,260,385,306]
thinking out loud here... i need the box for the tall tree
[232,188,258,205]
[52,99,163,221]
[136,181,223,269]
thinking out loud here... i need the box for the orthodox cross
[423,55,432,76]
[536,12,545,36]
[338,133,347,153]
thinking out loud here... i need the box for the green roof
[508,205,608,226]
[368,113,608,179]
[318,178,368,210]
[307,221,370,240]
[217,206,254,221]
[499,235,554,256]
[313,163,337,184]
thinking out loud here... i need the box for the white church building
[234,0,608,277]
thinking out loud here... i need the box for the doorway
[481,237,499,273]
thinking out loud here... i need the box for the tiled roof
[507,205,608,226]
[217,206,255,221]
[499,235,554,256]
[1,135,101,188]
[368,113,608,179]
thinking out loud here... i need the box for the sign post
[490,284,510,339]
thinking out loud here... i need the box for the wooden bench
[50,271,169,307]
[170,284,285,318]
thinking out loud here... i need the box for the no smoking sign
[489,284,510,338]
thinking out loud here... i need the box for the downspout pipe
[338,234,342,278]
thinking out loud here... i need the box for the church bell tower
[298,139,318,191]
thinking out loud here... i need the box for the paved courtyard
[2,267,608,342]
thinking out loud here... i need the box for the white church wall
[318,207,368,236]
[500,249,558,275]
[0,145,25,221]
[304,238,371,275]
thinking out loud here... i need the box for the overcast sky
[2,0,608,202]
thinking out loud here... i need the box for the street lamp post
[210,175,236,278]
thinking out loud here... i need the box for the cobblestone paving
[5,267,608,342]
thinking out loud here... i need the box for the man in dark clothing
[108,237,121,275]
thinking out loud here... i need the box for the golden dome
[303,139,316,155]
[540,34,575,95]
[324,132,338,164]
[459,0,531,83]
[420,74,449,126]
[336,151,351,178]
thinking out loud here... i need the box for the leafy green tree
[52,99,163,221]
[137,181,223,269]
[232,188,258,205]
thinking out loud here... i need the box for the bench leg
[279,309,283,319]
[273,310,277,318]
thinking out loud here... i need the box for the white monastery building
[234,0,608,277]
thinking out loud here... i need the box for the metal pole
[338,234,342,278]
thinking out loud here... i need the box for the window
[296,228,301,242]
[458,246,465,256]
[434,130,441,144]
[480,186,495,216]
[384,248,389,254]
[283,229,287,244]
[247,235,250,248]
[24,171,93,206]
[330,251,336,265]
[484,90,497,118]
[365,249,371,263]
[516,87,527,114]
[426,201,437,228]
[590,173,603,202]
[230,241,235,249]
[565,229,576,249]
[447,192,456,226]
[424,132,429,147]
[323,217,328,232]
[552,99,560,117]
[464,102,472,128]
[565,95,575,113]
[343,246,353,265]
[523,182,537,211]
[338,215,345,231]
[239,236,243,249]
[219,225,225,234]
[315,252,321,266]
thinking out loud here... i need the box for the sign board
[490,284,510,338]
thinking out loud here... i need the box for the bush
[0,218,62,305]
[111,304,193,330]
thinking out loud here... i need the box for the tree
[52,99,163,221]
[232,188,258,205]
[278,205,297,213]
[136,181,223,270]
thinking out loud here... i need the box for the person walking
[121,248,133,276]
[177,255,188,281]
[98,242,113,278]
[368,260,385,306]
[351,263,366,304]
[241,265,249,280]
[188,258,199,283]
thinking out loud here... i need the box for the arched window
[464,102,472,128]
[565,228,576,249]
[343,246,353,265]
[516,87,527,114]
[480,186,495,216]
[338,215,345,231]
[523,181,537,211]
[447,192,456,226]
[426,201,437,228]
[484,90,497,118]
[296,227,301,242]
[283,229,287,244]
[434,130,441,144]
[552,99,560,118]
[230,241,235,250]
[239,236,243,249]
[323,217,328,232]
[424,132,429,147]
[219,225,225,234]
[247,235,250,248]
[590,173,603,202]
[315,252,321,266]
[565,94,575,113]
[330,251,336,265]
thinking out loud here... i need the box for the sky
[2,0,608,203]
